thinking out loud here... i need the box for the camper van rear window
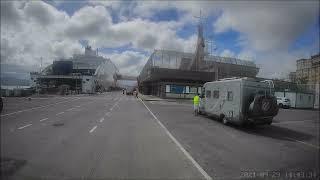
[206,90,211,98]
[213,90,219,98]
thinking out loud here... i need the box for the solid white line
[110,100,120,111]
[139,98,212,180]
[285,137,320,149]
[18,124,32,130]
[1,98,80,117]
[56,112,64,115]
[40,118,48,122]
[100,117,104,123]
[89,126,97,133]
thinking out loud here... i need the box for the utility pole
[40,57,43,73]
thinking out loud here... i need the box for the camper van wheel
[219,114,225,122]
[266,119,272,125]
[222,117,228,125]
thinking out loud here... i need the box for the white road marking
[66,108,76,111]
[75,106,81,108]
[89,126,97,133]
[99,117,104,122]
[1,98,81,117]
[285,137,320,149]
[56,112,64,116]
[110,99,121,111]
[40,118,48,122]
[105,112,111,116]
[18,124,32,130]
[139,98,212,180]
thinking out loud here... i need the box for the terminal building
[138,50,259,98]
[30,46,119,94]
[138,23,259,99]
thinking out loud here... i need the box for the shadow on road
[0,157,27,178]
[240,125,314,142]
[205,115,314,142]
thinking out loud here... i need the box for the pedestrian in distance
[193,93,200,116]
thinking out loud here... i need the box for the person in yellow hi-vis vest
[193,93,200,116]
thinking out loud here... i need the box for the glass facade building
[138,49,259,98]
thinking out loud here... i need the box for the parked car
[276,97,291,108]
[199,77,279,126]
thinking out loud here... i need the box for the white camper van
[199,77,279,126]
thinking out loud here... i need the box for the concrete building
[30,46,119,94]
[295,54,320,109]
[296,54,320,89]
[288,72,297,83]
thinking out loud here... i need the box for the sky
[1,0,319,80]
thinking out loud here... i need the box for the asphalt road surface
[1,93,207,180]
[147,100,319,180]
[1,92,319,180]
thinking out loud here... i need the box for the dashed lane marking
[89,126,97,133]
[56,112,64,116]
[100,117,104,123]
[66,108,76,111]
[139,98,212,180]
[1,98,80,117]
[18,124,32,130]
[40,118,48,122]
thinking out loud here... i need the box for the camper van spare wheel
[261,98,271,112]
[249,95,278,117]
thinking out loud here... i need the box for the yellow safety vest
[193,95,200,105]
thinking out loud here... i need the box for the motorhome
[199,77,279,126]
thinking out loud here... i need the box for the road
[1,92,319,179]
[1,93,207,180]
[147,100,319,179]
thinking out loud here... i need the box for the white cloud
[102,51,148,76]
[1,0,318,80]
[0,1,196,74]
[220,49,235,58]
[213,1,319,52]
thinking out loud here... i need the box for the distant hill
[1,76,30,86]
